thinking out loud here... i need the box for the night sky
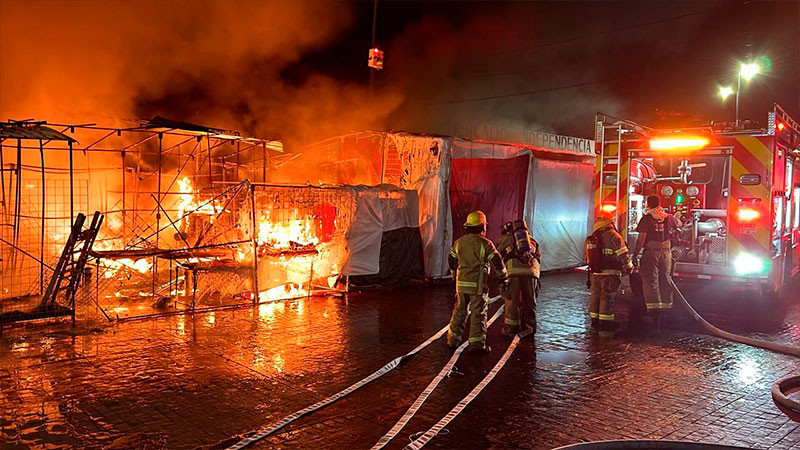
[299,0,800,139]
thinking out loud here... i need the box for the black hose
[667,277,800,357]
[553,439,748,449]
[666,276,800,423]
[772,375,800,422]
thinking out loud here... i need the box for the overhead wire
[459,7,717,78]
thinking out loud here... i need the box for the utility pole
[369,0,378,96]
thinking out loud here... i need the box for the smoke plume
[0,0,403,149]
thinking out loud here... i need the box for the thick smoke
[0,0,403,149]
[379,5,626,141]
[3,0,792,152]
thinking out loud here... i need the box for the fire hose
[665,276,800,423]
[372,302,507,449]
[227,278,800,449]
[553,439,749,449]
[226,296,505,450]
[404,326,533,450]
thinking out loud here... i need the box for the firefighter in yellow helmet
[448,211,508,353]
[585,208,633,332]
[497,220,540,336]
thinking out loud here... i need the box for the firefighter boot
[466,343,491,353]
[525,317,537,335]
[502,324,519,337]
[599,320,619,331]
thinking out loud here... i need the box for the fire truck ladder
[597,122,625,225]
[39,211,104,323]
[595,114,652,227]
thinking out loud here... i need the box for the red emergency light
[737,207,760,222]
[600,203,617,213]
[649,137,709,151]
[776,122,786,132]
[368,48,384,70]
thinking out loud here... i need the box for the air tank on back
[512,220,534,265]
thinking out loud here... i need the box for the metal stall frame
[0,117,289,329]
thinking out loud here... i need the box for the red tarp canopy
[449,155,529,244]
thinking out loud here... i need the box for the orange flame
[259,283,308,302]
[94,240,152,278]
[176,177,220,226]
[256,209,319,249]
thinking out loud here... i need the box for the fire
[176,177,220,225]
[256,210,319,251]
[104,258,152,277]
[93,240,152,278]
[259,283,308,302]
[105,214,123,232]
[255,210,322,301]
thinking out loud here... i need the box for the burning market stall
[0,117,295,327]
[0,121,81,327]
[1,117,426,330]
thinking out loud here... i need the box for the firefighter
[586,209,633,331]
[448,210,508,353]
[497,220,540,336]
[632,195,682,314]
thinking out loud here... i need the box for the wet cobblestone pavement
[2,272,800,449]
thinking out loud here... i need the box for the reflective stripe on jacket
[449,234,506,294]
[594,226,632,274]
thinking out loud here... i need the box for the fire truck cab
[594,104,800,302]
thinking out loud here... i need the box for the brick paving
[1,272,800,449]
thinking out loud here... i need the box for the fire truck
[593,104,800,303]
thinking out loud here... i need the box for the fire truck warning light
[649,137,710,151]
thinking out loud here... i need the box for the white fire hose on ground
[225,296,505,449]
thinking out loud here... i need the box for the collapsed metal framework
[0,117,306,328]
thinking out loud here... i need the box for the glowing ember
[259,283,308,302]
[106,258,152,277]
[93,240,152,278]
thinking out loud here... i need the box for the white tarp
[387,134,451,279]
[342,186,420,276]
[532,160,594,271]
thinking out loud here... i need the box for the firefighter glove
[623,259,634,274]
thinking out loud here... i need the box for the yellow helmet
[593,218,614,230]
[464,210,487,227]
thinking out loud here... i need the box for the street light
[735,61,761,127]
[718,86,734,100]
[740,62,760,81]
